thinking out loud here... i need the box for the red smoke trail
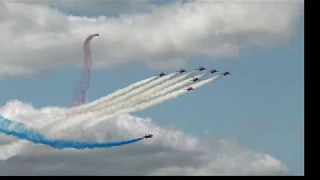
[72,33,99,106]
[21,33,99,174]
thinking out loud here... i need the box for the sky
[0,0,304,176]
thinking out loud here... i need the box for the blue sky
[0,3,304,175]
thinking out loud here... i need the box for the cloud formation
[0,0,304,79]
[0,100,289,175]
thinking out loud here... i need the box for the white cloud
[0,0,303,79]
[12,0,154,15]
[0,100,290,175]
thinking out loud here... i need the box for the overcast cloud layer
[0,0,303,79]
[0,100,290,175]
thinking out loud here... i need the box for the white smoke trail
[91,71,196,113]
[93,72,203,113]
[23,75,158,126]
[60,75,222,131]
[32,73,173,129]
[0,73,176,154]
[84,75,221,127]
[47,72,183,133]
[0,75,221,159]
[79,72,178,112]
[29,72,178,134]
[148,73,210,101]
[65,75,157,114]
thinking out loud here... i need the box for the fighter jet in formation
[157,72,166,77]
[209,69,218,74]
[177,68,187,73]
[222,71,231,76]
[185,87,194,92]
[196,66,206,71]
[191,77,199,82]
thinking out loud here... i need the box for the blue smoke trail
[0,115,143,149]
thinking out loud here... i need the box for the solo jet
[222,71,231,76]
[209,69,218,74]
[157,72,166,77]
[196,66,206,71]
[144,134,153,139]
[185,87,194,92]
[94,31,100,37]
[191,77,199,82]
[177,68,187,73]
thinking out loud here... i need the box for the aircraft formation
[148,66,230,139]
[157,66,230,91]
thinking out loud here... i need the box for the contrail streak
[148,73,210,101]
[79,72,177,111]
[84,75,221,128]
[0,74,170,153]
[0,116,144,150]
[72,33,98,107]
[60,75,222,130]
[66,75,157,115]
[16,72,178,138]
[51,72,194,130]
[28,75,158,128]
[91,71,195,113]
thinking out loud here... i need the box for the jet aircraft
[144,134,153,139]
[157,72,166,77]
[196,66,206,71]
[185,87,194,92]
[191,77,199,82]
[209,69,218,74]
[222,71,231,76]
[177,68,187,73]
